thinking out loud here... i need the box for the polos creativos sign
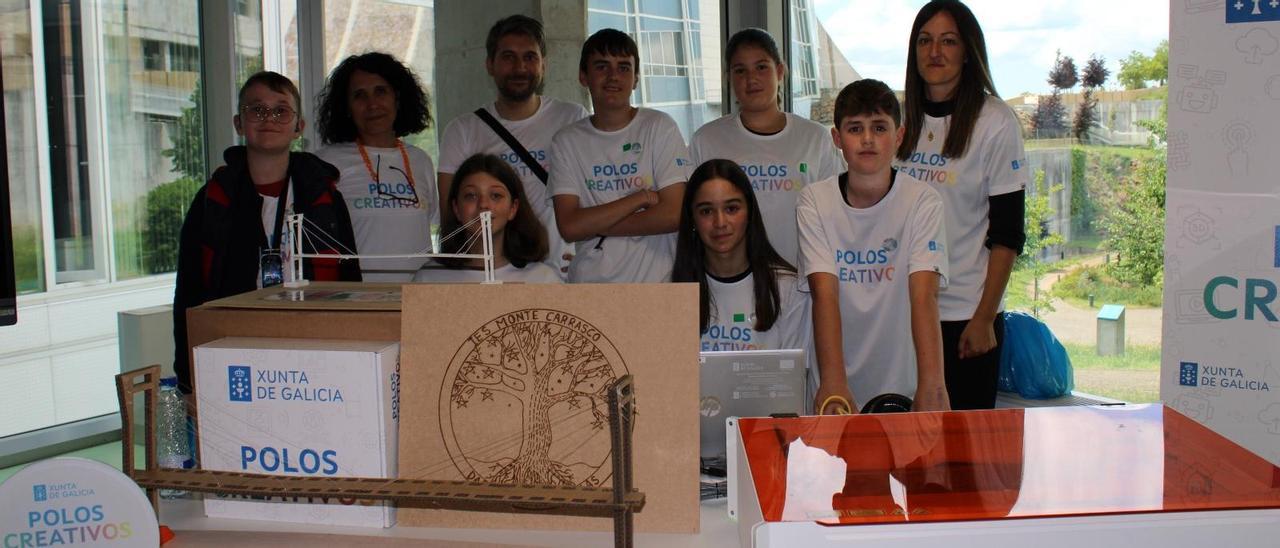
[0,458,159,547]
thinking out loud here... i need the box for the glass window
[640,0,681,19]
[310,0,437,159]
[1,0,44,294]
[593,0,628,13]
[94,0,203,280]
[787,0,828,122]
[142,40,164,71]
[43,0,98,283]
[589,12,629,34]
[588,0,720,140]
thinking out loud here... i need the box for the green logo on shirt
[733,312,748,323]
[799,163,808,173]
[622,142,642,154]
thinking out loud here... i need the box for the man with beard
[436,15,587,277]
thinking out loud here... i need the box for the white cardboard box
[193,337,400,527]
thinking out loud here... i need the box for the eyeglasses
[240,104,297,124]
[374,155,420,206]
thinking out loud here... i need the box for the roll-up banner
[1164,1,1280,465]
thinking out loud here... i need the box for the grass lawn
[1064,342,1161,403]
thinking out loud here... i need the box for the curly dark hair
[316,52,432,144]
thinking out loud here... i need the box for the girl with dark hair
[673,159,809,353]
[895,0,1027,409]
[689,28,841,267]
[414,154,559,283]
[316,52,439,282]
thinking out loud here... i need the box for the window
[789,0,843,123]
[1,0,45,295]
[301,0,437,158]
[587,0,720,139]
[43,0,98,283]
[0,0,204,440]
[142,39,164,71]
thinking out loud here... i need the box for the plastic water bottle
[157,377,190,498]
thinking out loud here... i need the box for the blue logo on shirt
[229,365,252,402]
[928,240,938,251]
[33,484,47,502]
[1179,362,1199,387]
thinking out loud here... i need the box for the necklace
[357,138,416,189]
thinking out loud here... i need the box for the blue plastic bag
[998,311,1074,399]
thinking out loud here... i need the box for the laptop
[699,349,807,463]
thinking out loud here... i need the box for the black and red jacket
[172,146,361,392]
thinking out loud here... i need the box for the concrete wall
[435,0,589,130]
[1026,147,1074,260]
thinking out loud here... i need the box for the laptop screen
[699,349,807,461]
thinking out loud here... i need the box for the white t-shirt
[411,261,562,284]
[689,113,842,266]
[892,95,1028,321]
[701,269,810,353]
[438,98,589,275]
[796,172,948,405]
[547,108,691,283]
[316,142,439,282]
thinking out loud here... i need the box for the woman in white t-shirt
[672,159,809,354]
[895,0,1029,409]
[414,154,559,284]
[689,28,841,267]
[316,52,440,282]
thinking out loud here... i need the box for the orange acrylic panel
[737,405,1280,526]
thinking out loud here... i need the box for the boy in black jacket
[173,71,361,394]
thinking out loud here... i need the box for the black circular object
[861,393,913,414]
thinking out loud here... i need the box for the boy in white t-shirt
[547,28,690,283]
[797,79,950,414]
[437,16,588,276]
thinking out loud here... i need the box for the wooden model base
[115,365,644,548]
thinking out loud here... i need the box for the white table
[162,496,738,547]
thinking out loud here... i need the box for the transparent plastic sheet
[998,311,1074,398]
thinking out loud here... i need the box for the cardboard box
[185,284,404,397]
[194,337,400,527]
[397,283,701,533]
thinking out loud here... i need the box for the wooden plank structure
[115,365,645,547]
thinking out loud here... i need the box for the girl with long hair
[414,154,558,283]
[895,0,1028,409]
[689,28,840,267]
[673,159,809,353]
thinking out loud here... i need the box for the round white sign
[0,457,160,547]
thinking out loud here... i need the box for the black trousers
[941,313,1006,410]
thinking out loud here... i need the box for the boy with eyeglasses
[172,71,361,394]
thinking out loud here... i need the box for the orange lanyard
[357,139,416,189]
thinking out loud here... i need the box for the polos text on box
[194,337,400,527]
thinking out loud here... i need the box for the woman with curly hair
[316,52,439,281]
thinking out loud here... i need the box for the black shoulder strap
[474,108,548,184]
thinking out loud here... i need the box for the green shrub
[142,177,202,274]
[1101,154,1165,287]
[1054,264,1162,307]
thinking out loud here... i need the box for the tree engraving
[439,309,627,487]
